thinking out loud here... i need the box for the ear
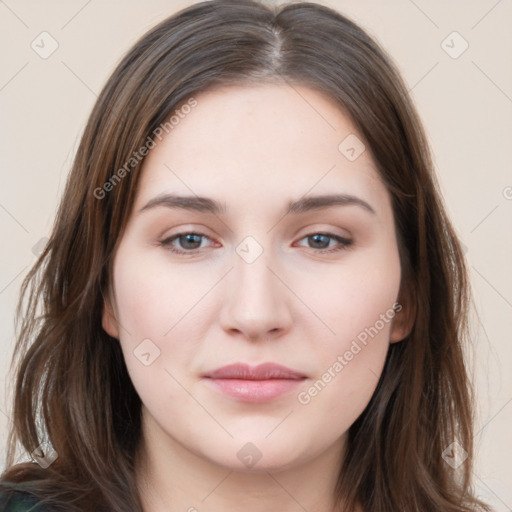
[389,285,416,344]
[102,291,120,339]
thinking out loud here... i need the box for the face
[103,84,410,472]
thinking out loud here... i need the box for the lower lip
[205,378,304,403]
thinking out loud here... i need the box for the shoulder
[0,488,51,512]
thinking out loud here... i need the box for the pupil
[310,234,329,249]
[181,234,201,249]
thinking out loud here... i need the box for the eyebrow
[138,193,376,216]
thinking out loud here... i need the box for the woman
[0,0,491,510]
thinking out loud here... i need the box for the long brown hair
[1,1,490,510]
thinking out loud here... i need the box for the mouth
[202,363,307,403]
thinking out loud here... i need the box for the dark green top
[0,489,50,512]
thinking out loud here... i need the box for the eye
[295,232,353,253]
[160,232,216,255]
[160,231,353,256]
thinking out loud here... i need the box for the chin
[196,434,313,473]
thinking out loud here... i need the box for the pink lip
[203,363,306,403]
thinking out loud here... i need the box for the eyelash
[159,231,353,255]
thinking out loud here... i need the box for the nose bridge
[219,236,291,339]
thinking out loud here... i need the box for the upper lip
[204,363,306,380]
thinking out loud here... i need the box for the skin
[103,84,412,512]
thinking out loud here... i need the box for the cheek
[297,248,401,351]
[110,248,207,395]
[293,250,400,421]
[112,247,208,339]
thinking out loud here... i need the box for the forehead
[160,83,362,160]
[135,83,386,213]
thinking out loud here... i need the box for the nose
[218,243,293,342]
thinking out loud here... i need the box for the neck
[134,411,350,512]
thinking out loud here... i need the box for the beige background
[0,0,510,509]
